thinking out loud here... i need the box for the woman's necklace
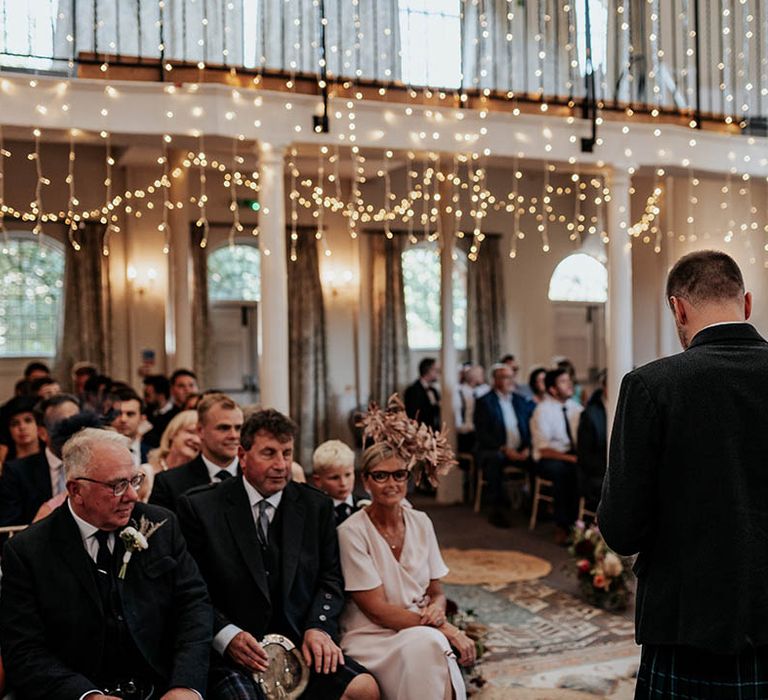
[369,510,405,551]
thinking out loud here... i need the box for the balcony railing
[0,0,766,128]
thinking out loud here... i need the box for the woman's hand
[439,622,477,667]
[419,601,446,627]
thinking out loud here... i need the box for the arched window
[548,252,608,303]
[207,243,261,302]
[0,234,65,357]
[402,242,467,350]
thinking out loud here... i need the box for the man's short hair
[313,440,355,474]
[197,393,239,425]
[418,358,436,378]
[72,361,98,378]
[170,369,197,385]
[240,409,297,451]
[143,374,171,398]
[23,361,50,379]
[108,387,145,414]
[63,427,130,479]
[30,376,58,394]
[489,363,508,381]
[500,354,516,363]
[666,250,745,307]
[544,368,569,392]
[35,394,80,430]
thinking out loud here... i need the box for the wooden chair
[0,525,27,539]
[577,497,597,522]
[475,460,527,513]
[528,476,554,530]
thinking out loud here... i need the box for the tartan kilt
[635,644,768,700]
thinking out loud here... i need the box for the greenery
[208,244,261,301]
[402,243,467,350]
[0,237,64,357]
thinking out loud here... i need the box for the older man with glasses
[0,428,212,700]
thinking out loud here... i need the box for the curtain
[287,230,329,470]
[467,235,505,371]
[370,234,409,406]
[55,224,110,389]
[190,226,211,388]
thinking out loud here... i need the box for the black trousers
[536,458,578,528]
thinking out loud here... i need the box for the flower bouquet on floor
[569,521,631,612]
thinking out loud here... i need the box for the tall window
[0,0,57,71]
[402,242,467,350]
[207,243,261,301]
[575,0,608,76]
[548,252,607,303]
[0,235,65,357]
[398,0,461,88]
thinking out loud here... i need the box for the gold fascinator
[357,393,457,487]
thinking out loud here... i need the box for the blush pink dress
[338,508,466,700]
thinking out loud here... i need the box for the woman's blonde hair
[150,410,198,465]
[360,442,401,475]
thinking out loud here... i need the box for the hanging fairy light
[288,147,299,262]
[383,151,393,239]
[0,125,9,246]
[227,137,244,247]
[508,156,521,259]
[159,135,172,255]
[101,132,121,256]
[65,130,80,250]
[195,134,210,248]
[28,129,49,237]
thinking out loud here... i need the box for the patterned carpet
[446,581,640,698]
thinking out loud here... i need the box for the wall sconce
[321,267,357,299]
[127,265,158,295]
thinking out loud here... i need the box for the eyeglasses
[75,473,146,497]
[366,469,410,483]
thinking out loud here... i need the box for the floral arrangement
[356,393,457,487]
[569,520,631,612]
[446,599,487,694]
[118,515,167,579]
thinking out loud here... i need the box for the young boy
[312,439,361,525]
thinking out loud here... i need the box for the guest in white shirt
[454,365,484,453]
[531,368,583,543]
[312,439,360,525]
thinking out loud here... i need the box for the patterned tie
[215,469,232,481]
[256,500,271,546]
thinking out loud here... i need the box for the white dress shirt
[496,391,522,450]
[202,454,239,482]
[453,383,476,434]
[212,479,284,655]
[531,395,583,462]
[48,447,66,497]
[333,494,355,509]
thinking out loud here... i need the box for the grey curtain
[370,234,409,406]
[190,226,211,388]
[287,229,329,470]
[467,235,506,371]
[55,224,110,388]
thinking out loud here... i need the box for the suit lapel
[224,478,270,602]
[280,482,305,602]
[53,504,103,613]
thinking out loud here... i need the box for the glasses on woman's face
[367,469,410,483]
[75,473,146,497]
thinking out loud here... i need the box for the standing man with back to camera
[599,250,768,698]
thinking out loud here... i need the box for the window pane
[402,242,467,350]
[548,252,607,303]
[208,244,261,301]
[0,236,65,357]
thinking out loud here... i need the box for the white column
[436,182,463,504]
[258,142,290,414]
[658,176,678,358]
[606,168,634,422]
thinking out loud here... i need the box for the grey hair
[489,363,508,380]
[360,442,400,475]
[63,428,131,479]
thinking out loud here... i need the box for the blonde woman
[147,409,201,474]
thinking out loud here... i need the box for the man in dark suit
[0,393,80,525]
[177,409,379,700]
[108,387,150,465]
[150,393,242,512]
[142,374,173,450]
[0,428,212,700]
[404,357,441,431]
[576,371,607,510]
[474,363,534,528]
[599,250,768,696]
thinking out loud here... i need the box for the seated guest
[531,368,583,544]
[338,441,474,699]
[0,394,80,526]
[0,428,213,700]
[82,374,113,413]
[22,361,50,382]
[404,358,441,431]
[501,353,533,400]
[312,439,360,525]
[108,387,149,466]
[0,396,42,467]
[150,393,242,513]
[72,361,98,397]
[528,366,547,404]
[142,374,173,449]
[148,410,201,474]
[454,365,484,454]
[576,371,607,510]
[30,376,62,400]
[177,409,379,700]
[474,363,535,528]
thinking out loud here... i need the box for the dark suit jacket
[0,502,213,700]
[0,451,52,526]
[404,380,441,430]
[598,323,768,653]
[177,477,344,646]
[142,405,181,450]
[474,391,534,454]
[576,388,607,503]
[149,455,211,512]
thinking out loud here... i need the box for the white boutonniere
[118,515,167,579]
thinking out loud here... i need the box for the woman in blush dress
[338,442,475,700]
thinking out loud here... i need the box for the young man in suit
[108,387,150,466]
[0,393,80,526]
[0,428,212,700]
[474,363,535,528]
[599,250,768,696]
[177,409,379,700]
[404,358,441,431]
[150,393,242,512]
